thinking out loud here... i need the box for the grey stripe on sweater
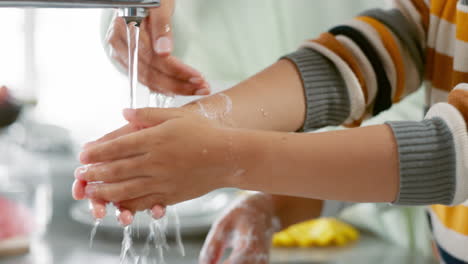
[361,9,425,77]
[282,48,350,131]
[387,118,456,205]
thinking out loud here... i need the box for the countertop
[1,152,438,264]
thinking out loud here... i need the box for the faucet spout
[0,0,160,26]
[119,7,148,26]
[0,0,160,8]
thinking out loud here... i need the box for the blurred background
[0,1,434,263]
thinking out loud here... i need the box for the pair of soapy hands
[71,1,277,263]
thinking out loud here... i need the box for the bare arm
[231,124,399,203]
[184,59,307,132]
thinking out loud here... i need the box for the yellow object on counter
[273,218,359,248]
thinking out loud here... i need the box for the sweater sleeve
[387,84,468,206]
[282,0,430,131]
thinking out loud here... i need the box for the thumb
[147,0,175,56]
[122,107,182,128]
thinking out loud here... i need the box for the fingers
[108,8,210,96]
[117,209,134,227]
[136,27,206,83]
[89,200,107,220]
[151,205,166,219]
[199,223,228,264]
[112,47,206,96]
[146,0,175,56]
[84,124,137,150]
[84,177,158,203]
[79,129,150,164]
[72,179,87,200]
[137,41,207,87]
[75,155,149,183]
[117,194,167,215]
[137,59,203,96]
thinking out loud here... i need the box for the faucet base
[119,7,148,26]
[0,0,160,9]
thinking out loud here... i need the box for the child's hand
[199,193,280,264]
[107,2,210,96]
[75,108,248,211]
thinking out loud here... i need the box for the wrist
[223,128,277,194]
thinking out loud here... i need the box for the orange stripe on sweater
[431,205,468,236]
[410,0,430,31]
[431,0,457,24]
[357,16,406,102]
[311,33,368,103]
[426,48,453,92]
[453,70,468,90]
[426,47,468,91]
[456,8,468,42]
[426,47,435,81]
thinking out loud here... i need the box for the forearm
[184,59,307,132]
[232,124,400,203]
[271,195,324,229]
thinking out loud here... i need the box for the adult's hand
[107,0,211,96]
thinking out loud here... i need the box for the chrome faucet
[0,0,160,25]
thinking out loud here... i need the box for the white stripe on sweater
[427,14,456,58]
[434,18,456,57]
[425,100,468,206]
[301,42,365,124]
[336,35,378,106]
[347,19,398,100]
[428,14,441,51]
[454,39,468,72]
[391,0,426,47]
[429,209,468,261]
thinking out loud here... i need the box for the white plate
[69,189,236,236]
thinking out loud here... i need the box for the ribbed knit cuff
[282,48,350,131]
[387,118,456,205]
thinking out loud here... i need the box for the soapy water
[195,93,235,127]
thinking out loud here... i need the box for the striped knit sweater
[283,0,468,263]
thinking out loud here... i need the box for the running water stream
[114,20,184,264]
[127,22,140,109]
